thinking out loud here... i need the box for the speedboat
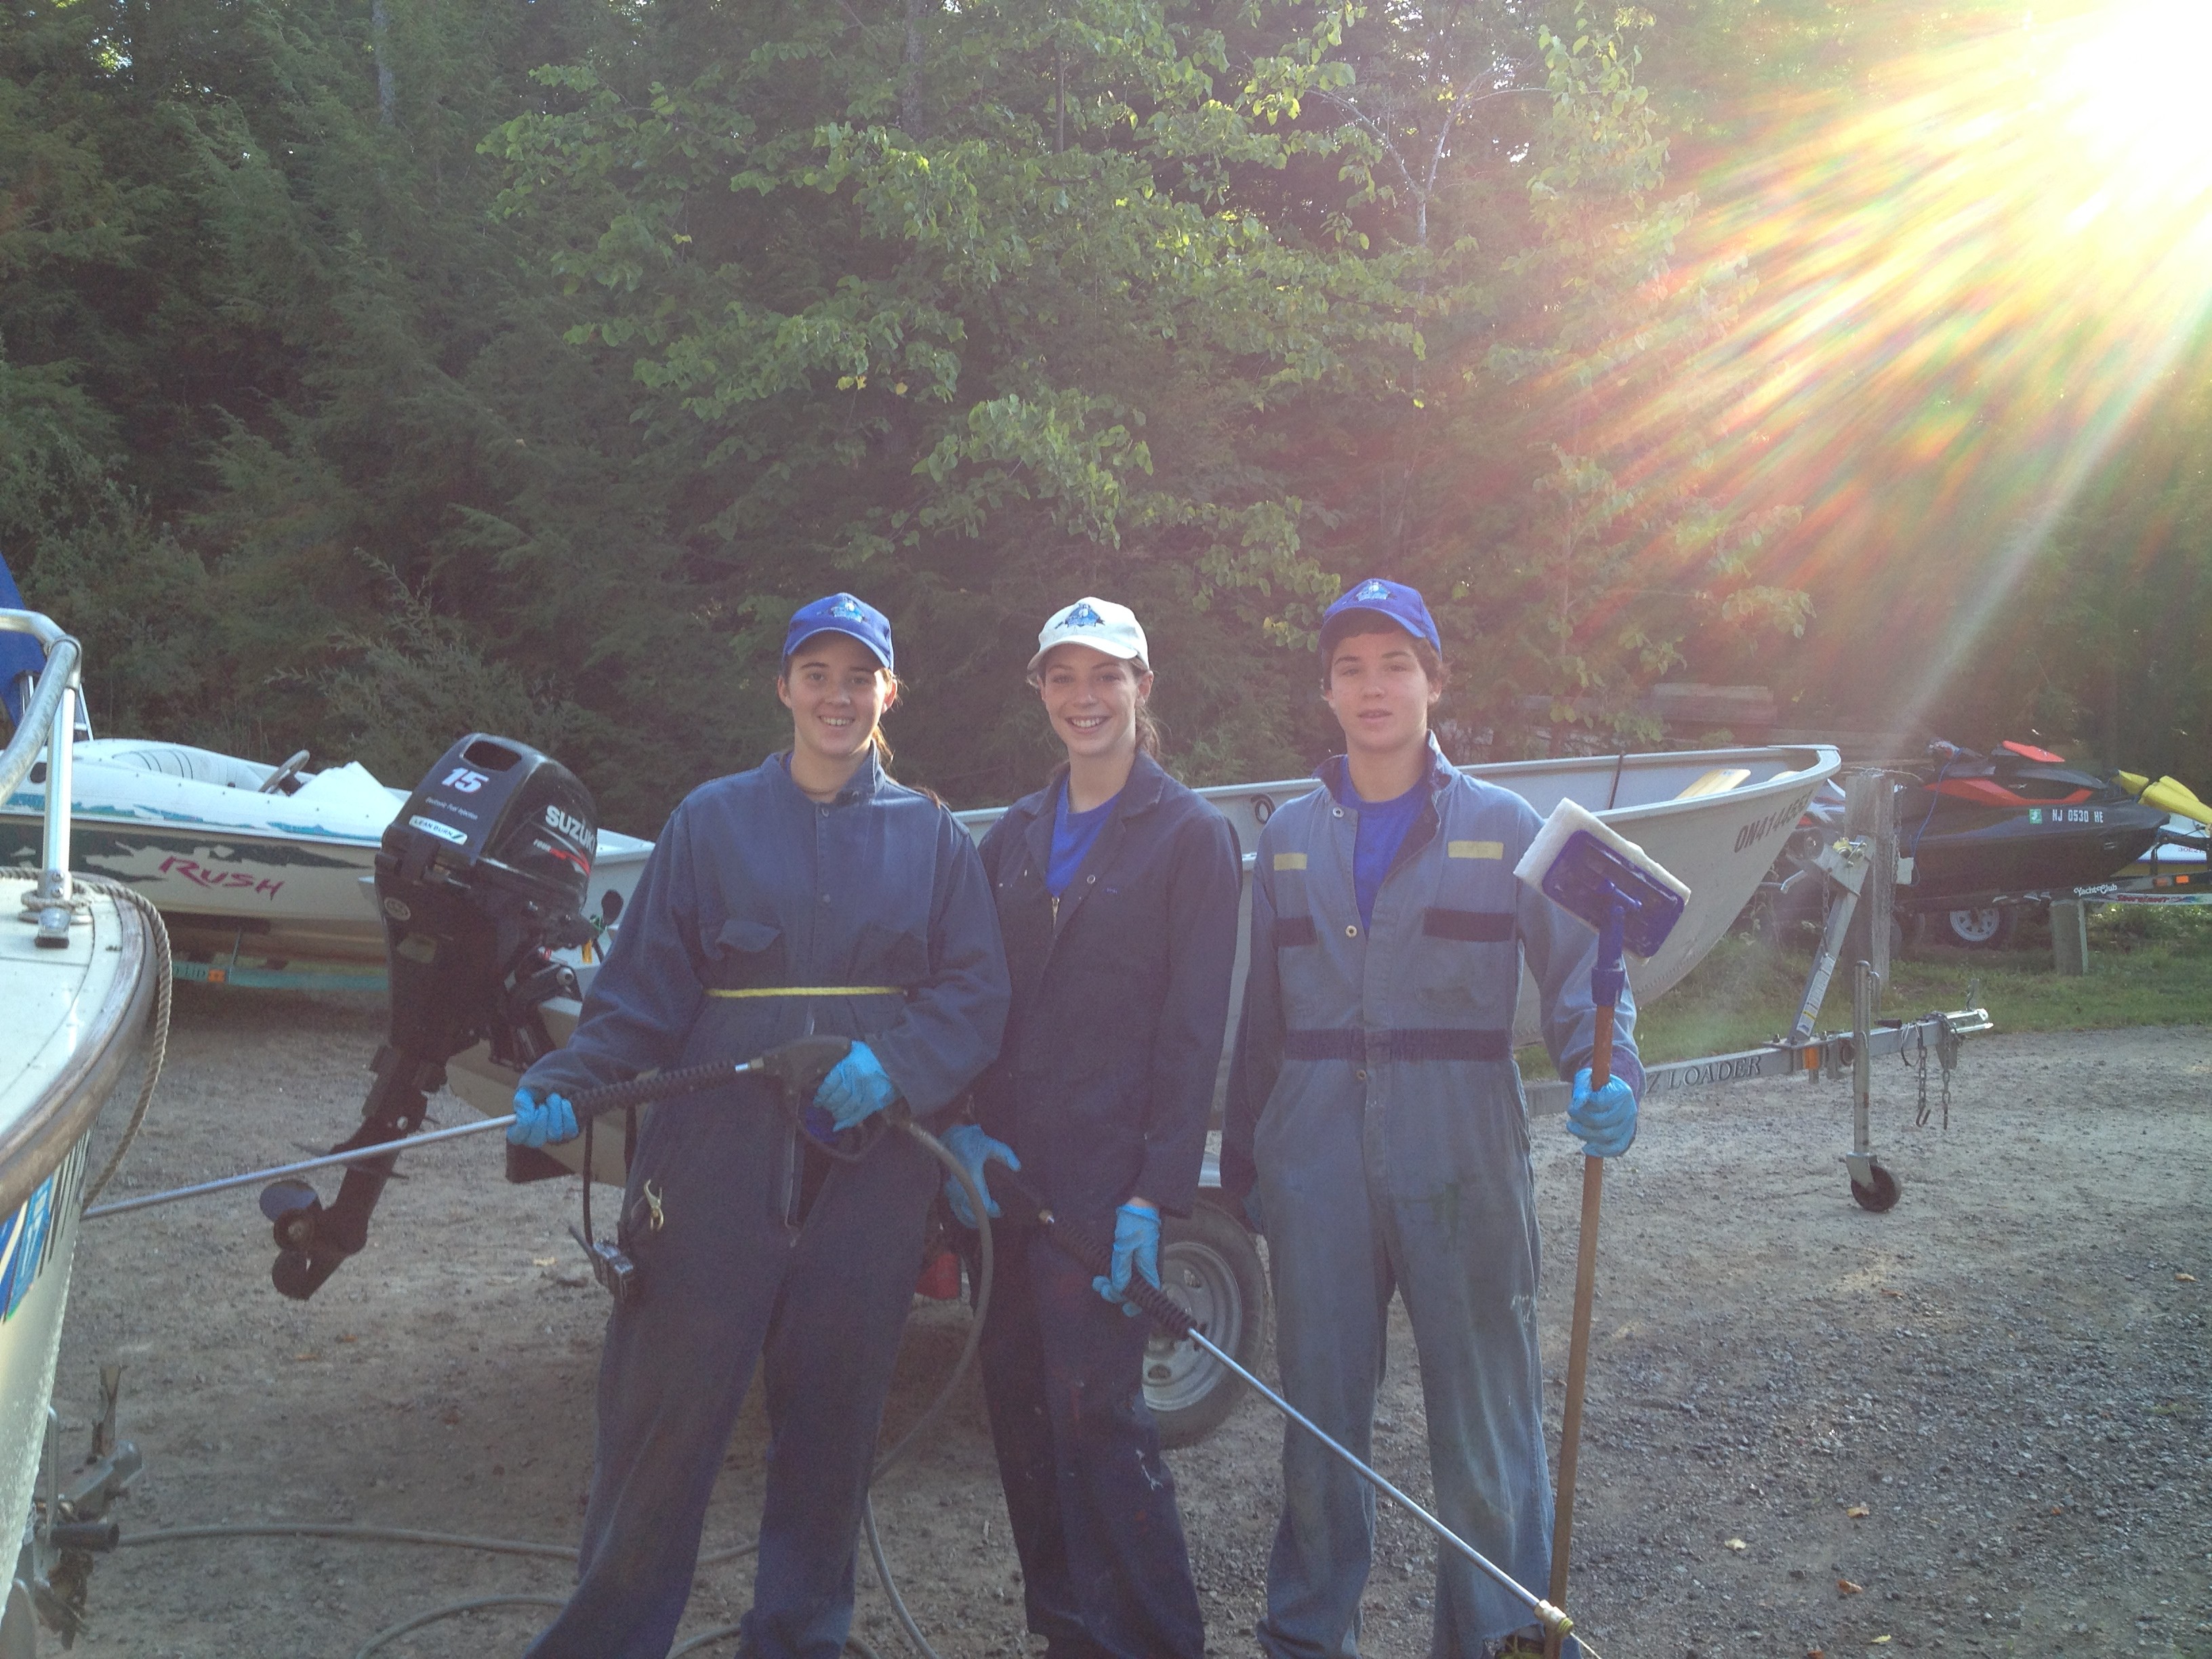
[0,739,651,982]
[0,611,163,1652]
[433,742,1838,1442]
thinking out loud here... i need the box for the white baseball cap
[1026,596,1150,677]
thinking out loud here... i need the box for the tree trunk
[372,0,397,129]
[901,0,926,140]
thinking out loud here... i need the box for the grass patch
[1620,904,2212,1066]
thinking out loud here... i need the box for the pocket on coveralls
[712,916,785,988]
[855,920,928,984]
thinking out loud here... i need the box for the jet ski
[1770,740,2181,949]
[1899,739,2169,902]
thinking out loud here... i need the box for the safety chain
[1937,1025,1955,1133]
[1913,1027,1931,1128]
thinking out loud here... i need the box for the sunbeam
[1632,0,2212,731]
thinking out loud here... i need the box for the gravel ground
[44,988,2212,1658]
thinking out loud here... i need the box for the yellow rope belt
[706,986,904,999]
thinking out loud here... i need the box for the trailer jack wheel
[1850,1160,1901,1212]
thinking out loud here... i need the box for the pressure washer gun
[1515,798,1689,1658]
[550,1034,859,1302]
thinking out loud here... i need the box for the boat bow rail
[0,613,84,947]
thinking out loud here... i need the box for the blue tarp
[0,548,49,727]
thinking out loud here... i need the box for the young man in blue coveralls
[508,594,1010,1659]
[1224,579,1641,1659]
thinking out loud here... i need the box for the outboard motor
[264,735,600,1300]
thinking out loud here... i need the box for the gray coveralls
[1223,739,1639,1658]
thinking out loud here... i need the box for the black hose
[563,1057,751,1119]
[351,1594,567,1658]
[123,1110,998,1659]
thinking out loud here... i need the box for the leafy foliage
[1,0,1826,830]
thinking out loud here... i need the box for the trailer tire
[1145,1199,1269,1447]
[0,1578,35,1659]
[1926,905,2015,951]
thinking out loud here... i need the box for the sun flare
[2045,0,2212,234]
[1603,0,2212,741]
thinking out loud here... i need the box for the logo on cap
[1064,602,1105,628]
[1353,580,1393,603]
[830,596,866,619]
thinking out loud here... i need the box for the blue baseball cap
[783,592,894,672]
[1319,577,1441,657]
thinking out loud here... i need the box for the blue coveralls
[971,753,1242,1659]
[518,752,1009,1659]
[1223,739,1641,1659]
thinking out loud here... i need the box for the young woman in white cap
[941,596,1241,1659]
[508,592,1010,1659]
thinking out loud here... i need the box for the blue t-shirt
[1048,781,1120,897]
[1351,779,1429,931]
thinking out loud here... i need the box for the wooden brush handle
[1549,997,1617,1654]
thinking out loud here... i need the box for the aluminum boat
[445,743,1842,1179]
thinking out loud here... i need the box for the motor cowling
[373,734,598,1067]
[269,735,603,1302]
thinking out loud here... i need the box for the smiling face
[777,631,895,780]
[1037,643,1153,766]
[1322,625,1440,761]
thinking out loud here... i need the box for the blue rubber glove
[813,1040,899,1132]
[1237,1187,1265,1236]
[1092,1202,1161,1317]
[509,1086,578,1148]
[1568,1067,1637,1158]
[941,1124,1021,1229]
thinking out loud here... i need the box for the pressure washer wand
[992,1169,1575,1646]
[84,1036,858,1222]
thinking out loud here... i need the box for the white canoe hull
[447,745,1840,1181]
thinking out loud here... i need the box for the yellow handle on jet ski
[2116,771,2212,827]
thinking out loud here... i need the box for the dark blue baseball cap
[1319,577,1441,657]
[782,592,894,672]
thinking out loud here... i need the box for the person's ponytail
[1134,703,1162,758]
[870,668,903,766]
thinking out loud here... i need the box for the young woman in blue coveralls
[939,597,1241,1659]
[506,593,1010,1659]
[1223,579,1641,1659]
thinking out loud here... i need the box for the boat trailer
[1528,816,1993,1212]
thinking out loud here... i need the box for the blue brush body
[1538,828,1687,964]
